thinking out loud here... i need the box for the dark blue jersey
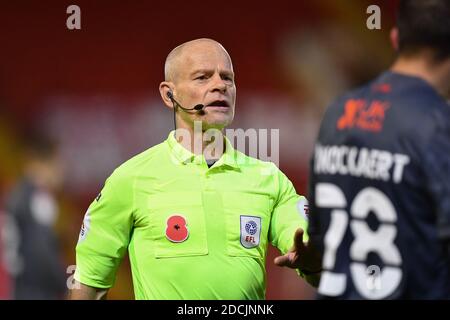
[3,178,67,299]
[308,71,450,299]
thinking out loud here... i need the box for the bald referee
[69,38,321,300]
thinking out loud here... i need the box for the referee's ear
[159,81,175,109]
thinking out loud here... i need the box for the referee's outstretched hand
[273,228,322,275]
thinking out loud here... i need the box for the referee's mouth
[206,100,230,109]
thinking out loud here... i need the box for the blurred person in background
[2,129,67,299]
[309,0,450,299]
[69,38,321,300]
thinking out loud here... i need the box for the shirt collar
[166,130,240,169]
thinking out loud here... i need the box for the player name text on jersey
[314,144,410,183]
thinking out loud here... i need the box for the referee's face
[174,41,236,130]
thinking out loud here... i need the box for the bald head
[159,38,236,131]
[164,38,233,82]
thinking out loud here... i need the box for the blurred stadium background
[0,0,398,299]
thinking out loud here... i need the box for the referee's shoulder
[108,142,166,181]
[234,149,281,176]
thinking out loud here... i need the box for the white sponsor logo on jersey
[297,197,309,221]
[78,209,91,243]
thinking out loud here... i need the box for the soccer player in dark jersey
[308,0,450,299]
[3,131,67,299]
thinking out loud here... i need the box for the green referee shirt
[74,131,309,299]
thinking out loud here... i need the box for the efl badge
[297,197,309,221]
[166,215,189,243]
[240,215,261,249]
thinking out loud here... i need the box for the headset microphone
[167,91,205,112]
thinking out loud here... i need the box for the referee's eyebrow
[191,69,234,78]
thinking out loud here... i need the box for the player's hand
[273,228,322,274]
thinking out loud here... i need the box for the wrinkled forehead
[173,42,234,79]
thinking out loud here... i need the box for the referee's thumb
[274,252,294,267]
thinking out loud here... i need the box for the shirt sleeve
[423,108,450,242]
[74,171,134,289]
[269,165,309,255]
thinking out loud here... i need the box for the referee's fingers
[293,228,306,252]
[274,252,294,267]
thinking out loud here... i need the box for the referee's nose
[210,73,228,94]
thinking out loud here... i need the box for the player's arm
[68,281,108,300]
[71,171,134,299]
[269,165,322,287]
[424,111,450,259]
